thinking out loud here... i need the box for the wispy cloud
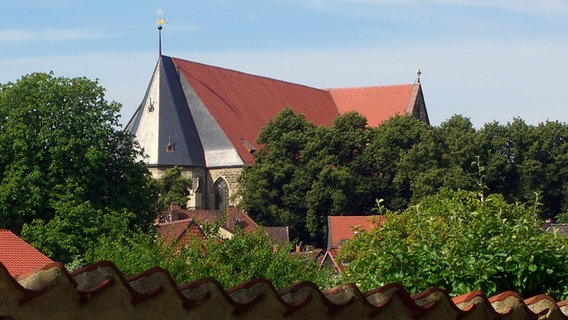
[0,28,107,43]
[303,0,568,16]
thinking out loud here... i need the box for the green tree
[238,108,317,241]
[156,166,192,211]
[0,72,157,262]
[88,227,334,290]
[520,121,568,217]
[303,112,377,242]
[239,109,378,245]
[476,119,568,219]
[476,121,520,203]
[395,115,484,206]
[340,189,568,299]
[367,115,432,210]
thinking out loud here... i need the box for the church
[125,54,429,211]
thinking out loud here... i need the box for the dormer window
[166,135,175,152]
[241,139,256,154]
[147,98,155,112]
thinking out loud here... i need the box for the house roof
[127,55,427,167]
[156,205,287,244]
[0,229,53,277]
[327,215,386,250]
[1,260,567,319]
[319,247,344,274]
[156,219,206,245]
[263,227,289,246]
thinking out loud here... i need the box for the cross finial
[416,67,422,83]
[156,9,166,56]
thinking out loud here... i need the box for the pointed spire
[157,9,166,56]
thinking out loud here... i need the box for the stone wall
[147,166,243,210]
[207,167,243,209]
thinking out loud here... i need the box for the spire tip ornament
[156,9,166,56]
[416,67,422,84]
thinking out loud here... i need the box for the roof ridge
[170,56,330,93]
[157,218,196,225]
[327,83,415,91]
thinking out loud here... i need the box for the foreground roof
[0,230,53,277]
[2,261,568,320]
[126,55,428,167]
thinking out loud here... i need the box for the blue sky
[1,1,567,128]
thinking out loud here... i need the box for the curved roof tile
[2,260,568,319]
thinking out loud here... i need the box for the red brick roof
[0,229,53,277]
[172,58,340,164]
[157,205,287,244]
[329,84,416,127]
[263,226,289,246]
[1,260,567,319]
[226,206,259,234]
[156,219,206,245]
[327,215,386,249]
[170,58,425,165]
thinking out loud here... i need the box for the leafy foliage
[340,189,568,299]
[155,166,192,211]
[238,109,378,245]
[87,227,334,290]
[239,109,568,246]
[0,73,157,262]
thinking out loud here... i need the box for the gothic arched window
[213,177,229,211]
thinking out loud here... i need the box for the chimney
[226,209,235,233]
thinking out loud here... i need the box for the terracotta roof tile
[158,205,286,243]
[327,215,386,249]
[156,219,207,245]
[2,260,568,319]
[0,229,53,277]
[263,227,289,246]
[328,84,415,127]
[172,58,340,165]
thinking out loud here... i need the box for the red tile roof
[327,215,386,249]
[127,56,427,167]
[226,206,259,234]
[156,219,206,245]
[329,84,415,127]
[263,227,289,246]
[172,58,340,164]
[2,260,567,319]
[157,205,287,244]
[0,229,53,277]
[319,247,345,273]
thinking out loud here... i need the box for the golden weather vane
[157,9,167,56]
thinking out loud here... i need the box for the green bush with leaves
[88,227,334,290]
[0,72,157,263]
[339,189,568,299]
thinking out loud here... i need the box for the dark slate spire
[126,55,205,167]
